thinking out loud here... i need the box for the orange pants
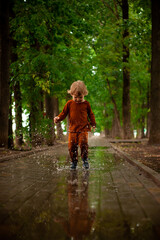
[68,132,88,162]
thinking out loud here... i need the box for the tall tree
[97,0,133,138]
[14,81,23,147]
[122,0,132,139]
[106,78,123,138]
[0,0,10,147]
[8,90,14,149]
[149,0,160,144]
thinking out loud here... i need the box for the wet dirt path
[0,137,160,240]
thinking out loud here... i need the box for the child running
[54,80,96,170]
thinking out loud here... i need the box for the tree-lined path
[0,137,160,240]
[1,1,160,239]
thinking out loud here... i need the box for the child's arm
[54,101,69,123]
[87,102,96,129]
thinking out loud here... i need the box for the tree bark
[45,94,55,146]
[106,78,123,138]
[28,80,44,146]
[122,0,133,139]
[14,81,23,147]
[0,0,10,148]
[29,102,37,145]
[146,83,151,138]
[141,116,145,138]
[149,0,160,144]
[29,100,43,147]
[11,38,24,147]
[8,90,14,149]
[104,128,110,138]
[103,103,111,138]
[111,112,122,138]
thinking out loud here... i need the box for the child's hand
[54,116,60,123]
[92,126,96,132]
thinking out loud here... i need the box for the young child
[54,80,96,170]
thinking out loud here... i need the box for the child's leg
[78,132,88,160]
[68,132,78,162]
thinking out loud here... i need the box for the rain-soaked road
[0,137,160,240]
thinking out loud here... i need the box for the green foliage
[10,0,152,141]
[129,2,151,130]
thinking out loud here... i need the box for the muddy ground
[112,140,160,173]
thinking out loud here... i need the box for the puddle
[0,146,160,240]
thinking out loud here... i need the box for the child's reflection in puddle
[55,171,96,240]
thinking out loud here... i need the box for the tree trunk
[146,84,151,138]
[104,128,110,138]
[8,91,14,149]
[28,80,44,146]
[29,101,44,147]
[0,0,10,148]
[45,94,55,146]
[11,37,24,147]
[140,102,146,139]
[103,104,111,138]
[14,81,23,147]
[141,116,145,139]
[122,0,133,139]
[53,97,63,140]
[113,106,123,138]
[149,0,160,144]
[106,78,123,138]
[136,129,141,139]
[111,110,123,138]
[40,89,44,113]
[29,103,37,146]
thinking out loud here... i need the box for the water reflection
[1,146,160,240]
[55,171,96,239]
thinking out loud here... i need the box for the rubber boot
[70,161,77,170]
[82,159,89,169]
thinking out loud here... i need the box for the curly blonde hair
[67,80,88,96]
